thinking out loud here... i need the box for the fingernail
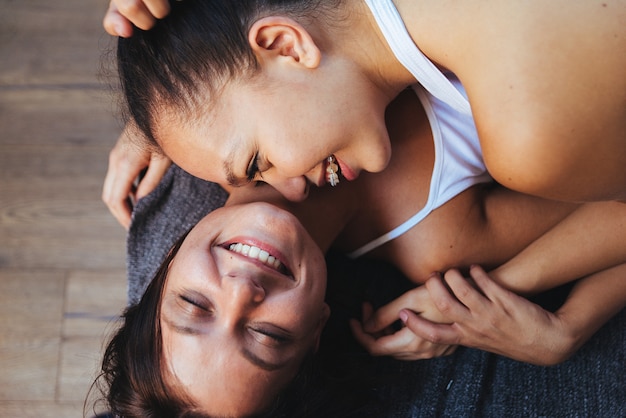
[116,23,131,38]
[399,311,408,323]
[115,23,124,36]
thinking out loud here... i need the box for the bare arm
[550,263,626,360]
[490,201,626,294]
[408,263,626,365]
[433,200,626,361]
[354,261,626,365]
[353,199,626,363]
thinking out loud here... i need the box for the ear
[248,16,321,69]
[312,303,331,353]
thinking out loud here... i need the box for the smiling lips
[228,243,292,277]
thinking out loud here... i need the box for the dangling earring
[326,155,339,187]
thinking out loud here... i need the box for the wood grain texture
[0,0,127,416]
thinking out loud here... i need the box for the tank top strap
[364,0,472,115]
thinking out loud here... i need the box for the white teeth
[228,243,284,271]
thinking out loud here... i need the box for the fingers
[102,152,169,229]
[425,270,473,319]
[102,178,133,230]
[349,285,462,360]
[101,163,134,229]
[435,266,517,320]
[467,265,512,304]
[114,0,157,30]
[362,286,430,334]
[362,300,400,334]
[400,309,462,347]
[102,126,152,229]
[103,2,134,37]
[135,154,171,200]
[350,318,453,360]
[142,0,171,20]
[103,0,171,37]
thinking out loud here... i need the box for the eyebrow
[224,146,248,187]
[162,313,287,372]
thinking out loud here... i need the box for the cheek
[269,136,329,176]
[162,331,198,389]
[268,293,319,329]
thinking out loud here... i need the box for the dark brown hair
[116,0,342,150]
[92,231,376,417]
[97,231,199,417]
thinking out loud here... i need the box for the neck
[338,0,417,103]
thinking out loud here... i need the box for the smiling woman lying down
[93,86,626,417]
[92,186,626,417]
[94,192,626,416]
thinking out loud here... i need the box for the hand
[349,285,458,360]
[414,266,574,365]
[103,0,171,37]
[102,124,171,229]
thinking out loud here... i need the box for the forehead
[152,87,258,187]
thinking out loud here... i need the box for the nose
[223,273,266,307]
[265,175,309,202]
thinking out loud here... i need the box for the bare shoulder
[458,0,625,104]
[403,0,626,200]
[401,0,626,111]
[403,0,625,72]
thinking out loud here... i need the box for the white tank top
[348,80,491,259]
[363,0,472,115]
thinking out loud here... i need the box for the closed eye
[180,293,213,315]
[250,326,290,346]
[246,152,260,181]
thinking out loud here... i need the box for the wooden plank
[59,270,127,402]
[0,88,123,147]
[0,270,65,338]
[63,270,127,338]
[0,0,130,414]
[0,401,104,418]
[0,89,127,270]
[0,144,112,179]
[0,0,113,86]
[0,270,65,401]
[0,339,61,401]
[57,269,126,404]
[58,336,107,403]
[0,187,126,269]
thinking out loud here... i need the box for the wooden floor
[0,1,128,416]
